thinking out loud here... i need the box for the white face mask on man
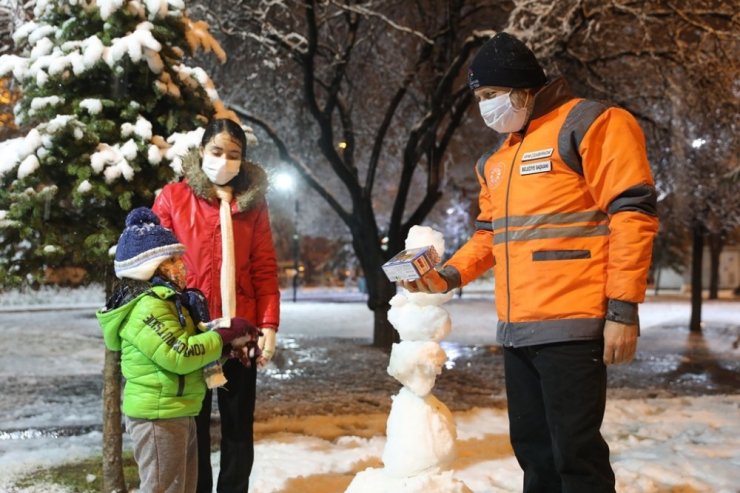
[202,154,241,185]
[479,91,529,134]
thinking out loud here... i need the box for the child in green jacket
[97,207,257,493]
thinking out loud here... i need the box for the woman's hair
[200,118,247,158]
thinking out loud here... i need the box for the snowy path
[0,296,738,492]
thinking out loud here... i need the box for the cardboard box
[382,245,440,282]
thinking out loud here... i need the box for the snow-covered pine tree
[0,0,235,286]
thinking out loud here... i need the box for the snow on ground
[2,396,738,493]
[239,395,740,493]
[0,287,738,492]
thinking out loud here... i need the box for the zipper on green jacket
[177,375,185,397]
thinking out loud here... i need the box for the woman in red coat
[153,118,280,493]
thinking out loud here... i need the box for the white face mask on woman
[202,154,241,185]
[479,91,529,134]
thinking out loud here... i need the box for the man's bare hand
[398,269,448,294]
[603,320,638,365]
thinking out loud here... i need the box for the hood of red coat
[181,150,269,213]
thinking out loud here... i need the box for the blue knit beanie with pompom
[114,207,185,280]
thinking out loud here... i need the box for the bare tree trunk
[689,224,704,333]
[103,349,126,492]
[654,263,662,295]
[351,223,398,349]
[367,271,398,350]
[707,232,723,300]
[102,265,126,492]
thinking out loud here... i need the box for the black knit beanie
[468,32,547,90]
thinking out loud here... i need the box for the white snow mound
[344,467,472,493]
[405,225,445,259]
[388,294,451,340]
[387,341,447,396]
[382,387,456,477]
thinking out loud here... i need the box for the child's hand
[214,317,258,345]
[229,333,262,351]
[228,337,262,368]
[235,346,261,368]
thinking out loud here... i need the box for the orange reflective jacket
[444,78,658,347]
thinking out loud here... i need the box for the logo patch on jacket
[489,162,504,188]
[521,148,553,161]
[520,160,552,175]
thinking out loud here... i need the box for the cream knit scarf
[215,187,236,318]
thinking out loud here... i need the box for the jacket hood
[96,284,174,351]
[97,294,138,351]
[181,150,269,213]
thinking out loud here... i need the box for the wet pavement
[0,307,737,442]
[254,323,740,421]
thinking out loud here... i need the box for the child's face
[158,256,187,289]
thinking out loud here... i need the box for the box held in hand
[382,245,440,282]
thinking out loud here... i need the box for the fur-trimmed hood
[181,150,269,213]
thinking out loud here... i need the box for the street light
[274,172,300,302]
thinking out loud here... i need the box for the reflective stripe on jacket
[445,78,658,347]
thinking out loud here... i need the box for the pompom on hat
[468,32,547,90]
[114,207,185,280]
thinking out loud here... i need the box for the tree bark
[707,232,723,300]
[350,221,398,350]
[689,224,704,333]
[368,271,399,350]
[102,349,126,492]
[224,5,485,348]
[102,267,126,492]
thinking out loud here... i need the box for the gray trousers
[126,416,198,493]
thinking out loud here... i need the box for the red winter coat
[152,152,280,329]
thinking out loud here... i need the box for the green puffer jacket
[97,284,223,419]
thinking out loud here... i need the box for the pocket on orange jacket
[532,249,591,261]
[511,244,605,321]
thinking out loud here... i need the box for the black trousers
[504,340,615,493]
[196,358,257,493]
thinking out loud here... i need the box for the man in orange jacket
[402,32,658,492]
